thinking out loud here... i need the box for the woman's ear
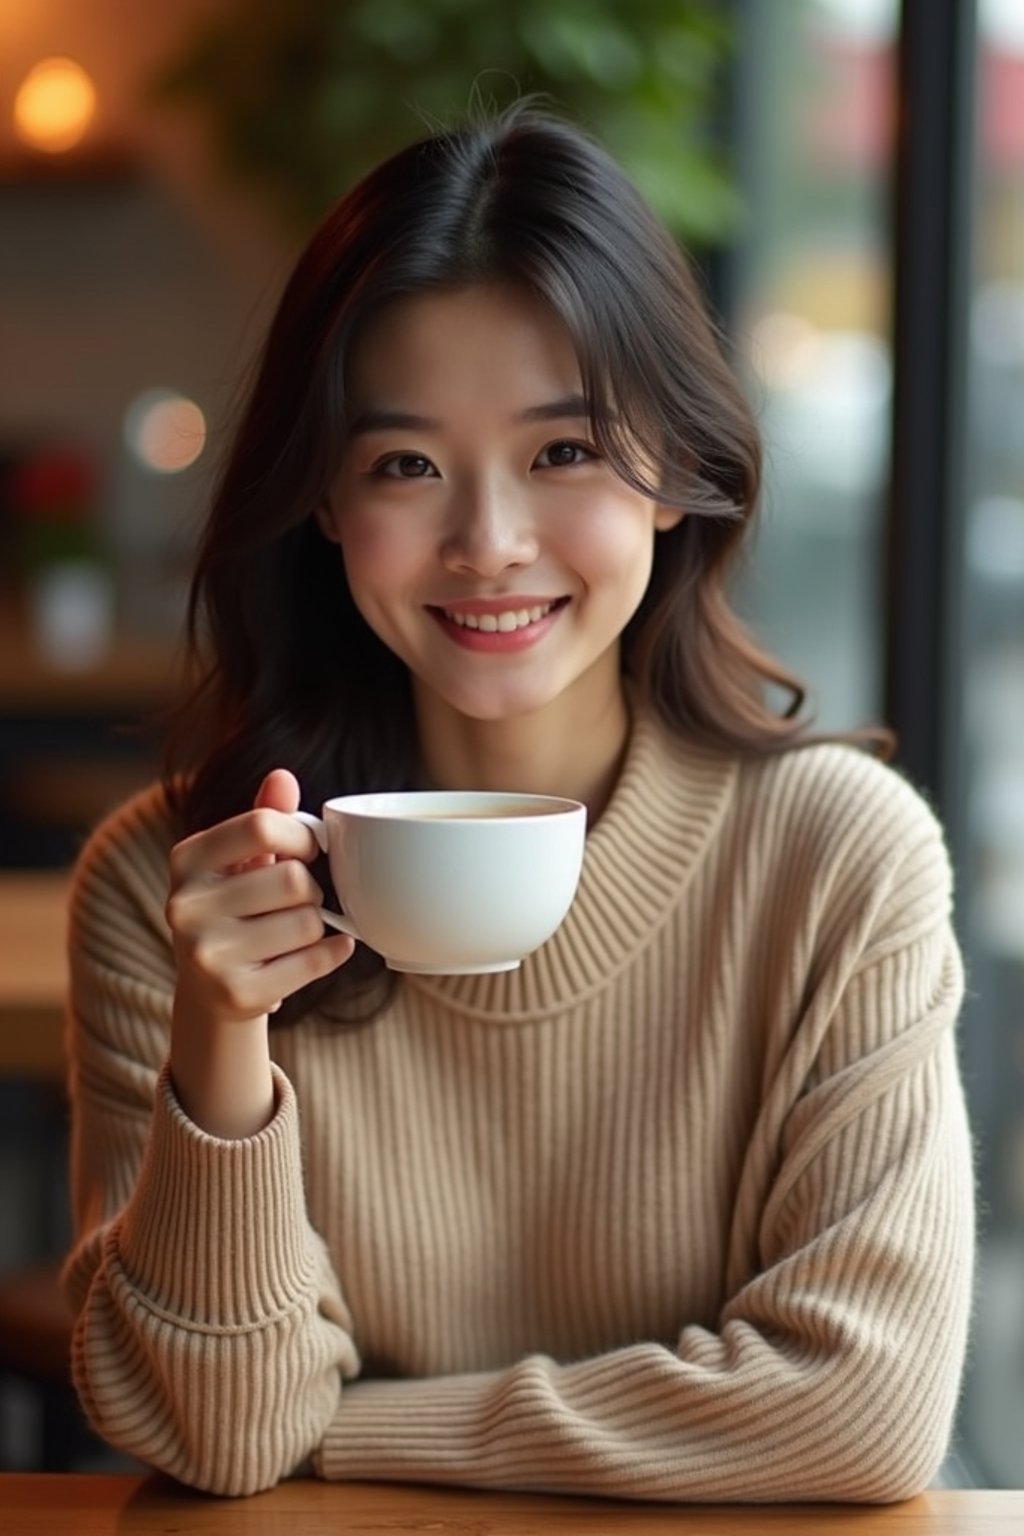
[653,447,696,531]
[314,499,342,545]
[654,502,686,533]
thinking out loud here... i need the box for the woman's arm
[62,785,359,1496]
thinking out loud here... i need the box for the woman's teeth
[443,602,556,632]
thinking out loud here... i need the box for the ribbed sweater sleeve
[62,790,359,1495]
[312,756,974,1502]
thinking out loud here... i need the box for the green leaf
[147,0,742,244]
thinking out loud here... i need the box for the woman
[63,103,974,1500]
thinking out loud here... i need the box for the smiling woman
[61,104,973,1504]
[164,101,842,876]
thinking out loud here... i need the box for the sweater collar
[406,706,738,1021]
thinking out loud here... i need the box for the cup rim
[320,790,585,820]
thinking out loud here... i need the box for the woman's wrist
[170,989,276,1140]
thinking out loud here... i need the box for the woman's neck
[413,680,632,825]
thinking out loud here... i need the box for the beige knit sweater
[62,708,975,1500]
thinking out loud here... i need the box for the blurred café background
[0,0,1021,1486]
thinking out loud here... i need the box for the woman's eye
[376,453,436,479]
[536,440,596,469]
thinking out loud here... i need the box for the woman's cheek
[338,508,410,577]
[564,498,660,581]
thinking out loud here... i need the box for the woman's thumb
[253,768,301,814]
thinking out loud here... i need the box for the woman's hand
[166,769,354,1137]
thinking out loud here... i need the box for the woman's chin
[417,678,563,727]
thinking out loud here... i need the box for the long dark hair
[164,102,891,1020]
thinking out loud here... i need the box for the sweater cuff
[115,1061,316,1329]
[315,1372,501,1484]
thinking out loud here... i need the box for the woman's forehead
[346,283,582,400]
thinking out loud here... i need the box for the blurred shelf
[6,754,157,831]
[0,869,68,1079]
[0,145,141,188]
[0,615,185,711]
[0,609,184,868]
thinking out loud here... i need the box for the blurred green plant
[150,0,741,246]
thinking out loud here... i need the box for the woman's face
[319,283,681,731]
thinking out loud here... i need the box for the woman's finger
[192,931,355,1022]
[167,858,323,933]
[186,904,330,975]
[170,806,317,884]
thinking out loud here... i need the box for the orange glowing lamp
[13,57,98,154]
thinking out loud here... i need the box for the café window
[731,0,1024,1489]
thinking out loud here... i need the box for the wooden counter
[1,1475,1021,1535]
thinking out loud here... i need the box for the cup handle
[291,810,362,942]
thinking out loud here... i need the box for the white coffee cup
[294,790,587,974]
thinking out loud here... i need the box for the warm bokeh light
[124,390,207,474]
[13,57,97,154]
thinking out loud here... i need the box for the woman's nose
[440,476,539,575]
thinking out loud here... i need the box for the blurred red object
[10,448,96,522]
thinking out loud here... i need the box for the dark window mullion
[886,0,977,853]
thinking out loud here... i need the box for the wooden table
[0,870,70,1078]
[0,1477,1021,1535]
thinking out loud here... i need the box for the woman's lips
[427,596,569,651]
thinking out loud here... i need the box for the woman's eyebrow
[518,394,619,426]
[347,408,437,436]
[515,393,590,424]
[347,394,597,438]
